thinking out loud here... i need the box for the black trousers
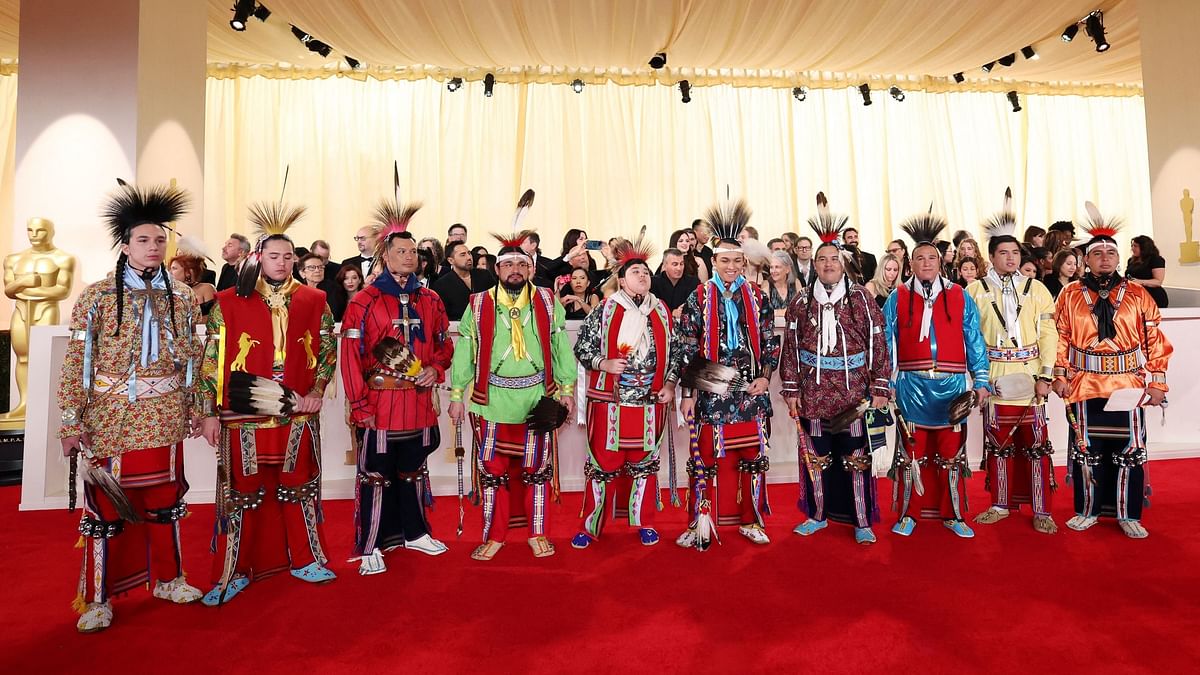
[353,427,440,555]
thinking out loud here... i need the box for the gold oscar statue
[1180,188,1199,264]
[0,218,76,429]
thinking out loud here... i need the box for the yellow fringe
[74,535,84,549]
[70,592,87,614]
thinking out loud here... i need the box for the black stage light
[484,73,495,97]
[447,77,463,92]
[571,79,584,93]
[982,61,995,73]
[889,86,905,102]
[345,56,361,69]
[1021,45,1038,60]
[230,0,255,31]
[998,53,1017,67]
[1085,11,1109,52]
[1062,23,1079,42]
[953,72,965,83]
[859,83,872,106]
[253,4,271,21]
[679,80,691,103]
[1007,90,1022,112]
[792,86,808,101]
[649,53,667,69]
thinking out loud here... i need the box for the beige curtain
[203,75,1152,264]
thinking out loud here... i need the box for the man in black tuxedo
[793,236,816,286]
[309,239,342,296]
[216,233,250,291]
[842,227,877,283]
[341,226,378,278]
[650,248,701,319]
[431,241,497,320]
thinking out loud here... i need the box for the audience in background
[559,268,600,319]
[1044,229,1073,255]
[885,239,910,282]
[417,237,445,281]
[793,236,815,286]
[169,254,217,320]
[1031,246,1053,279]
[766,251,800,313]
[1022,225,1046,249]
[1019,255,1040,279]
[865,253,901,308]
[216,233,250,291]
[956,258,979,287]
[432,240,497,320]
[651,248,701,319]
[1127,235,1169,308]
[1043,248,1080,299]
[330,265,364,323]
[842,226,877,282]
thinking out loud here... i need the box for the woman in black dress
[1042,249,1080,299]
[1127,235,1169,307]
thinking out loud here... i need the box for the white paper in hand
[1104,388,1148,412]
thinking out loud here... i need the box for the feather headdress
[173,234,213,263]
[103,182,189,247]
[1079,200,1122,252]
[807,192,850,247]
[704,198,752,249]
[492,189,537,259]
[611,225,655,271]
[899,207,948,249]
[983,187,1017,242]
[235,200,307,297]
[371,201,422,260]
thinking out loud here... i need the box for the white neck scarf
[985,269,1022,346]
[912,276,944,343]
[613,290,656,360]
[812,278,847,356]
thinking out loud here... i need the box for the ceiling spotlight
[1062,23,1079,42]
[998,53,1017,67]
[230,0,255,31]
[1021,45,1038,60]
[981,61,995,73]
[446,77,463,92]
[344,56,361,69]
[1007,90,1021,113]
[888,86,905,102]
[953,72,965,83]
[1085,11,1109,52]
[792,85,808,101]
[483,73,495,97]
[679,79,691,104]
[858,83,872,106]
[253,4,271,21]
[571,78,584,93]
[290,26,332,57]
[649,52,667,69]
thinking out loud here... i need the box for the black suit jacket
[216,262,239,291]
[857,251,878,284]
[651,273,701,311]
[341,255,375,277]
[431,268,498,320]
[793,260,816,287]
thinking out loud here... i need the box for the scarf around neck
[374,272,426,342]
[1081,272,1121,342]
[711,275,747,351]
[612,290,656,360]
[911,276,944,343]
[123,265,169,367]
[985,269,1023,346]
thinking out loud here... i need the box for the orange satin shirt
[1053,280,1172,403]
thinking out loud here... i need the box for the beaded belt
[986,345,1040,362]
[487,371,545,389]
[1068,346,1142,375]
[800,350,867,370]
[92,373,182,398]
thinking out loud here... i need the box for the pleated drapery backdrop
[0,74,1153,273]
[202,75,1152,263]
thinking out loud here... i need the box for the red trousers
[579,402,662,537]
[78,445,187,605]
[985,404,1053,515]
[210,423,328,585]
[476,419,552,542]
[899,426,969,520]
[688,421,767,528]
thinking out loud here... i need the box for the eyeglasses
[353,236,367,242]
[303,265,323,272]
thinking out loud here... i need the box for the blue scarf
[373,271,426,342]
[123,266,169,367]
[711,275,746,352]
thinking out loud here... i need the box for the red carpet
[3,460,1200,673]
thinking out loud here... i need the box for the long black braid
[161,262,178,338]
[112,253,128,337]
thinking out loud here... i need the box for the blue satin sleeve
[883,291,899,389]
[961,293,991,389]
